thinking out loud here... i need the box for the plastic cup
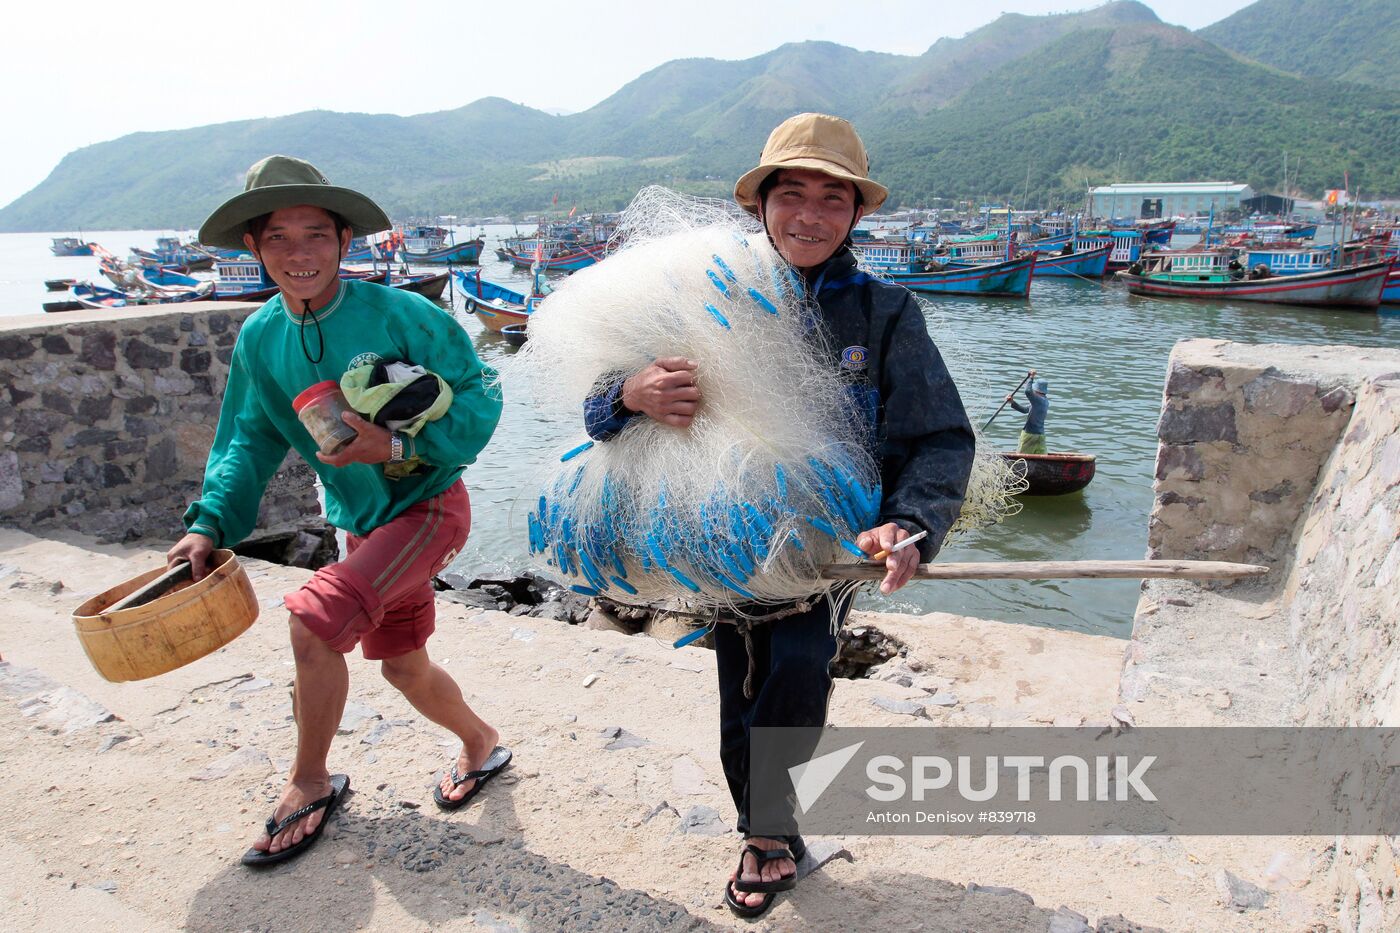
[292,380,358,455]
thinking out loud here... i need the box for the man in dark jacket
[585,113,975,918]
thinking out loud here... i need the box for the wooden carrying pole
[822,559,1267,582]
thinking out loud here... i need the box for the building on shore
[1091,182,1254,220]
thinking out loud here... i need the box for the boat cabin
[214,258,272,297]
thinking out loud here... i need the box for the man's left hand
[317,411,391,467]
[855,523,921,595]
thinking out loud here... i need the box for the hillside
[1198,0,1400,90]
[872,20,1400,206]
[4,0,1399,229]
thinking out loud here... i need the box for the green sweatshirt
[184,280,502,546]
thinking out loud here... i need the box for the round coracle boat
[998,451,1096,496]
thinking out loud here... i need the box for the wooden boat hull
[501,322,528,346]
[51,241,94,257]
[499,243,605,272]
[44,278,77,292]
[71,283,206,309]
[402,239,483,264]
[885,254,1036,297]
[389,271,450,301]
[452,268,532,331]
[1117,259,1392,309]
[1030,244,1111,278]
[999,452,1096,496]
[1381,265,1400,305]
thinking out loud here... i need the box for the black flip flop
[724,842,798,918]
[241,773,350,868]
[732,843,798,894]
[433,745,512,811]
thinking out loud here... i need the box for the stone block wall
[1148,339,1366,569]
[0,302,319,544]
[1144,339,1400,932]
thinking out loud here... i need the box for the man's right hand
[167,532,216,582]
[621,357,700,428]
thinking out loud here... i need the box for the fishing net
[501,186,1018,610]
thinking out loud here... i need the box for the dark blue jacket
[584,247,975,562]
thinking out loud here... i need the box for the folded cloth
[341,360,454,478]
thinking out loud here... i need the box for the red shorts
[285,482,471,660]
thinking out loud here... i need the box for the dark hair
[246,209,350,245]
[757,170,865,212]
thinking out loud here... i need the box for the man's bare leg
[249,614,348,855]
[379,647,500,802]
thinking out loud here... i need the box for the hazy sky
[4,0,1253,210]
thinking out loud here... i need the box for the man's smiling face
[758,168,864,272]
[244,205,350,310]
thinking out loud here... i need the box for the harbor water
[5,229,1398,637]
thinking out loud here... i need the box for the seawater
[5,229,1398,637]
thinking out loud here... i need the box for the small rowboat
[999,452,1096,495]
[501,322,528,346]
[387,270,450,300]
[45,278,77,292]
[452,268,537,331]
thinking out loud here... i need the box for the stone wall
[1142,338,1400,932]
[0,302,320,545]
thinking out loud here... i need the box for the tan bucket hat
[734,113,889,215]
[199,155,392,250]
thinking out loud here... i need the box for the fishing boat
[1028,243,1112,278]
[71,282,209,309]
[386,270,450,300]
[501,322,528,346]
[212,257,385,301]
[1118,250,1391,309]
[138,266,204,291]
[451,268,538,331]
[403,236,484,264]
[1076,230,1144,271]
[999,452,1096,495]
[44,278,77,292]
[495,237,606,272]
[131,237,216,270]
[50,237,95,257]
[43,300,85,313]
[880,253,1036,297]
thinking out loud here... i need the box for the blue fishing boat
[879,253,1036,297]
[51,237,95,257]
[1029,243,1112,278]
[134,236,217,270]
[452,268,549,330]
[402,236,484,264]
[71,281,209,309]
[138,266,204,290]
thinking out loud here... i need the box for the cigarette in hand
[868,530,928,562]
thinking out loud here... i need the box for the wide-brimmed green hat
[199,155,392,250]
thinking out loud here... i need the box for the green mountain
[1198,0,1400,90]
[3,0,1398,230]
[871,19,1400,206]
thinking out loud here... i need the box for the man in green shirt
[169,156,511,867]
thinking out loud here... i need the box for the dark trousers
[713,590,854,842]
